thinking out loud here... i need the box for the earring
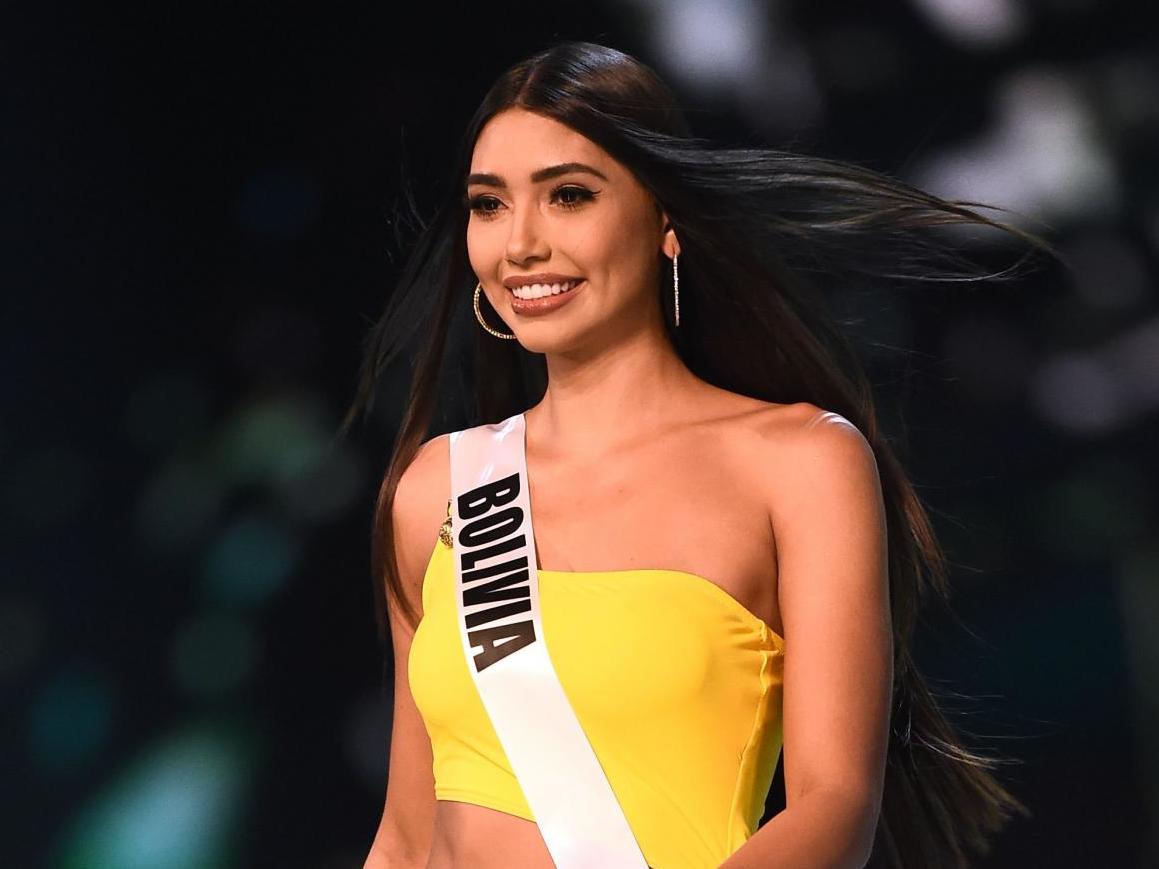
[473,282,517,340]
[673,252,680,327]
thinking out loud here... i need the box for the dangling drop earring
[672,252,680,327]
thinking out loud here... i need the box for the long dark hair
[342,40,1057,868]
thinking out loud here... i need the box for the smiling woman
[464,112,678,346]
[341,40,1055,869]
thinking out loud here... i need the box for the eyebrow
[465,161,609,189]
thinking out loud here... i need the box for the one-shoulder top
[408,528,786,869]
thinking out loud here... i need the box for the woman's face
[465,107,677,352]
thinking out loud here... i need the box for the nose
[505,201,549,265]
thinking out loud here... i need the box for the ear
[660,214,681,260]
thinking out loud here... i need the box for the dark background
[4,1,1157,866]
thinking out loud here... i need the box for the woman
[348,41,1053,869]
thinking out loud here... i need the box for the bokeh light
[54,722,256,869]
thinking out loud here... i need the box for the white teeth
[511,280,580,300]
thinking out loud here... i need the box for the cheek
[465,223,511,286]
[465,222,491,272]
[581,214,658,292]
[572,210,641,272]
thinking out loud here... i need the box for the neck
[526,323,704,459]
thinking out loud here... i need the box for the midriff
[424,801,555,869]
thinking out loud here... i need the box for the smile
[509,279,584,299]
[507,279,586,316]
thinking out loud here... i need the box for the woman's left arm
[720,408,893,869]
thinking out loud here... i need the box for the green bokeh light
[29,663,114,777]
[201,513,299,607]
[55,721,256,869]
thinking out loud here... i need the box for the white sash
[448,411,650,869]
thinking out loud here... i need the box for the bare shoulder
[390,432,453,620]
[721,400,878,516]
[733,399,867,449]
[397,431,452,502]
[709,396,865,445]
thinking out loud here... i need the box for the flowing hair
[341,40,1057,868]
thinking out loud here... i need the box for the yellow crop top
[408,535,786,869]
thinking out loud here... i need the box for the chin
[511,333,571,354]
[506,323,590,355]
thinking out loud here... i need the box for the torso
[423,389,810,868]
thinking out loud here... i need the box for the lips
[506,278,586,316]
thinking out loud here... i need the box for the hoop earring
[473,282,517,340]
[673,252,680,327]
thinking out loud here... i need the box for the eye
[465,194,502,219]
[552,185,597,209]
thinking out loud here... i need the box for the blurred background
[3,1,1156,866]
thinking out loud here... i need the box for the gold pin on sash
[438,498,454,548]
